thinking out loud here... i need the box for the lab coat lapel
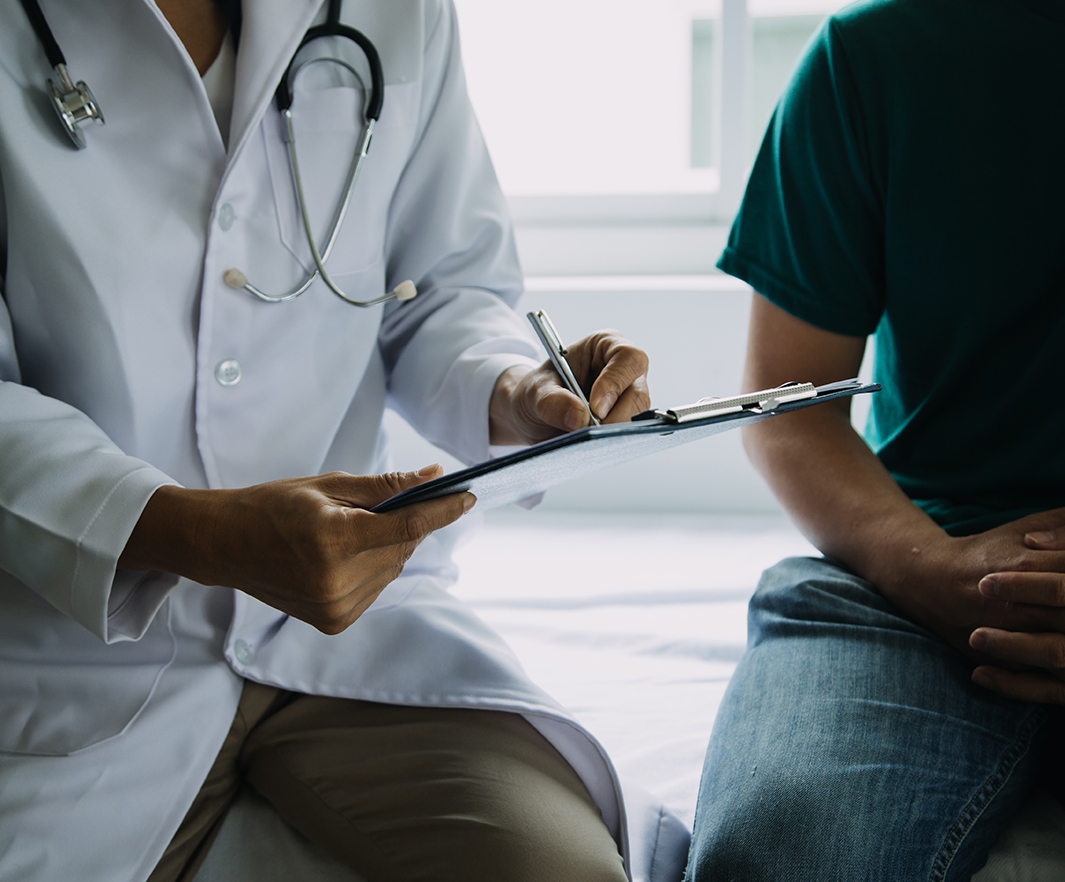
[228,0,323,157]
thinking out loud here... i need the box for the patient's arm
[743,294,1065,700]
[743,293,948,595]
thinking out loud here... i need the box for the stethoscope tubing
[21,0,415,308]
[18,0,65,69]
[228,27,414,307]
[236,57,377,304]
[275,22,384,120]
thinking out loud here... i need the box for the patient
[685,1,1065,879]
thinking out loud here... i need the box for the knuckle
[1013,554,1036,573]
[317,596,357,635]
[626,347,650,374]
[399,509,432,542]
[317,617,348,636]
[587,329,616,348]
[379,471,410,494]
[315,471,352,494]
[609,339,647,367]
[307,573,345,605]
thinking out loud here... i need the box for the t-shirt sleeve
[718,17,886,337]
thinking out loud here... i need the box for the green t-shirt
[719,0,1065,536]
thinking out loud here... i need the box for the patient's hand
[881,513,1055,648]
[963,515,1065,704]
[876,508,1065,704]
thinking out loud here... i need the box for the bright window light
[453,0,850,200]
[453,0,722,196]
[690,18,718,169]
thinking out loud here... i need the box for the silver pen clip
[527,310,602,427]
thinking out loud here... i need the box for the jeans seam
[928,709,1044,882]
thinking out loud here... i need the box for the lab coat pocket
[0,580,176,756]
[263,83,417,279]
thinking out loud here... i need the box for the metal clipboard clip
[644,381,821,425]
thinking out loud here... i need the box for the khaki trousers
[148,680,627,882]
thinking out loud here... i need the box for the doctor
[0,1,674,881]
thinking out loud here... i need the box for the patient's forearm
[743,406,946,597]
[740,293,947,601]
[740,295,1065,666]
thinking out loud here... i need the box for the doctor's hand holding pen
[488,328,651,445]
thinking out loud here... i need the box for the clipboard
[372,379,879,513]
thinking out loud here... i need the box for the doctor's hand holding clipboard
[118,327,650,636]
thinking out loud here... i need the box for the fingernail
[1027,530,1056,544]
[417,464,441,477]
[971,668,992,689]
[564,408,583,432]
[462,494,477,513]
[979,576,1000,597]
[969,629,989,650]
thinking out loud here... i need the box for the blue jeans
[686,557,1051,882]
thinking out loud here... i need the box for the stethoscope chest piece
[48,64,104,150]
[19,0,104,149]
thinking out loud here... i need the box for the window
[689,18,718,170]
[452,0,721,198]
[747,7,827,155]
[453,0,849,232]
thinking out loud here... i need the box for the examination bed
[193,511,1065,881]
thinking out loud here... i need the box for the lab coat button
[217,203,234,231]
[214,359,242,386]
[233,640,254,665]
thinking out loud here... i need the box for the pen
[526,310,602,427]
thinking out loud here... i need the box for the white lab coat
[0,2,688,881]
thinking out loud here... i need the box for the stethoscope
[17,0,417,309]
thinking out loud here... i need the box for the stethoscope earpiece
[47,63,104,150]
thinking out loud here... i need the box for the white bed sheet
[450,509,818,830]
